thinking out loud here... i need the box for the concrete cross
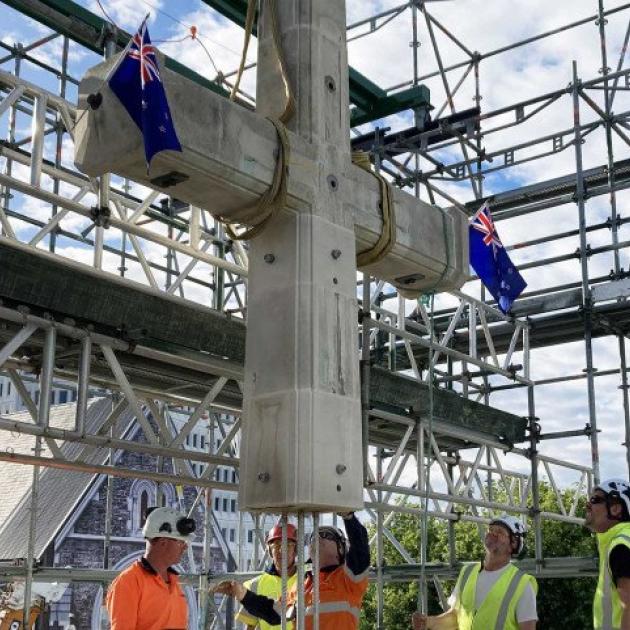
[75,0,468,513]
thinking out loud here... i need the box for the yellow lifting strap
[352,150,397,267]
[221,118,290,241]
[222,0,294,241]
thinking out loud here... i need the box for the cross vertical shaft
[239,0,364,511]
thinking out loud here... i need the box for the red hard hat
[266,522,298,544]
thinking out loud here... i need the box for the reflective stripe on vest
[594,524,630,630]
[457,563,535,630]
[304,600,360,621]
[495,570,529,629]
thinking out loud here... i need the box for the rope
[418,292,436,614]
[229,0,257,103]
[220,0,295,241]
[230,0,296,124]
[266,0,296,124]
[221,117,290,241]
[353,150,397,268]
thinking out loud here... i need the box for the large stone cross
[75,0,467,513]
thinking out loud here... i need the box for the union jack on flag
[108,18,182,167]
[469,202,526,314]
[128,25,160,88]
[470,203,503,251]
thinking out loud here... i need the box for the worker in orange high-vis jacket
[216,512,370,629]
[106,507,196,630]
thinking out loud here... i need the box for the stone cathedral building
[0,398,227,629]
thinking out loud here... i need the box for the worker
[585,478,630,630]
[106,506,196,630]
[217,512,370,629]
[412,515,537,630]
[235,521,299,629]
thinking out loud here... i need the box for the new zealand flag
[469,202,526,314]
[108,19,182,167]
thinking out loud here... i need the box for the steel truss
[0,0,629,628]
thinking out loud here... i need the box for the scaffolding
[0,0,629,627]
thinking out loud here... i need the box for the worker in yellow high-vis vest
[585,478,630,630]
[412,515,537,630]
[235,521,299,630]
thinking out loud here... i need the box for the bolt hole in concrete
[325,75,336,92]
[327,174,338,190]
[337,485,342,492]
[333,277,338,284]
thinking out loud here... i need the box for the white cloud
[1,0,630,488]
[85,0,164,31]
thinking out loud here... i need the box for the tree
[360,482,596,629]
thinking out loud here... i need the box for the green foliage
[535,482,597,628]
[359,482,597,629]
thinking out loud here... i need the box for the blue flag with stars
[108,19,182,167]
[469,202,526,314]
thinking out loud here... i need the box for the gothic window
[129,481,177,535]
[140,490,149,526]
[158,483,176,508]
[129,479,156,535]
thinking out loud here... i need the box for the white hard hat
[595,479,630,519]
[489,515,527,555]
[142,507,196,542]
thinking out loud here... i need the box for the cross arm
[75,53,467,294]
[347,164,469,294]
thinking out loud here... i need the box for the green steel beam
[203,0,251,29]
[0,238,525,447]
[200,0,431,126]
[0,0,229,97]
[350,84,431,128]
[1,0,431,125]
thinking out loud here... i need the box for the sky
[0,0,630,501]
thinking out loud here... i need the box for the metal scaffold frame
[0,0,628,628]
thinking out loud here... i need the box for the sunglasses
[268,540,296,550]
[308,530,340,544]
[588,496,607,505]
[319,531,340,542]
